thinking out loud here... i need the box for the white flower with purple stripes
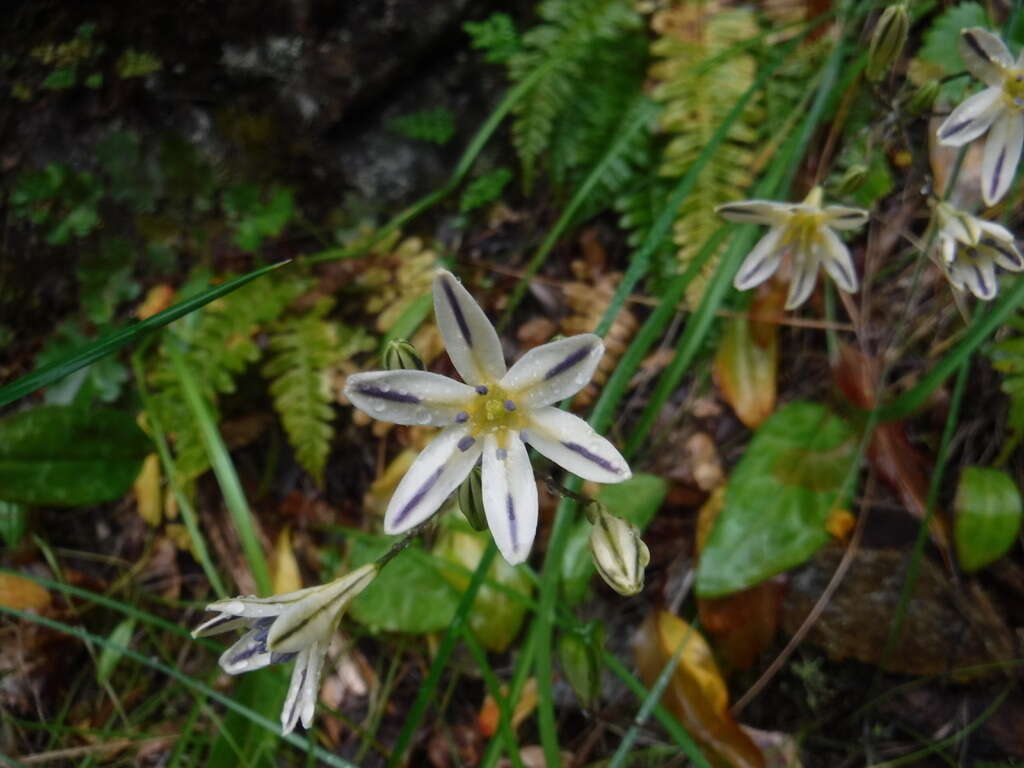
[192,564,377,735]
[716,186,868,310]
[345,269,632,565]
[932,201,1024,300]
[936,27,1024,206]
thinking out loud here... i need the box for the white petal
[499,334,604,408]
[982,112,1024,206]
[733,227,784,290]
[785,255,819,310]
[481,433,537,565]
[937,87,1002,146]
[219,621,276,674]
[978,224,1024,271]
[947,261,968,291]
[192,613,250,638]
[345,370,474,427]
[522,407,631,484]
[268,565,377,654]
[939,232,957,265]
[433,269,506,385]
[202,586,323,620]
[299,640,326,729]
[962,257,999,300]
[281,646,313,735]
[960,28,1013,86]
[716,200,792,225]
[819,228,859,293]
[383,425,482,534]
[823,206,870,231]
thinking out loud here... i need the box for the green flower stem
[460,625,526,768]
[168,340,271,595]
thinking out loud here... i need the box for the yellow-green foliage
[648,3,761,307]
[149,276,305,480]
[263,300,374,486]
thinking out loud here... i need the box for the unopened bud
[835,164,869,198]
[382,338,425,371]
[557,622,605,708]
[457,466,487,531]
[908,80,939,115]
[589,507,649,597]
[866,3,909,82]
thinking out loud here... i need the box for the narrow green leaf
[97,617,136,685]
[954,466,1023,572]
[0,405,151,506]
[0,260,291,407]
[0,501,27,548]
[696,402,856,598]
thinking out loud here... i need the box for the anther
[454,411,469,423]
[504,400,516,411]
[476,385,488,395]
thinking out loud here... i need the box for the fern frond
[148,275,304,479]
[264,300,375,485]
[648,2,762,307]
[507,0,643,190]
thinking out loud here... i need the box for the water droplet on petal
[372,402,386,413]
[414,406,430,424]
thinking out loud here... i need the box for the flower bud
[834,164,869,198]
[589,507,649,597]
[382,338,425,371]
[557,622,605,708]
[457,465,487,531]
[907,80,939,115]
[866,4,909,82]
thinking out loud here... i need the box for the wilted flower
[587,502,649,596]
[932,201,1024,299]
[345,269,632,565]
[192,564,378,735]
[717,187,869,310]
[936,27,1024,205]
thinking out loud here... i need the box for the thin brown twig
[16,736,177,764]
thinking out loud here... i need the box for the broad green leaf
[97,617,135,685]
[0,260,290,407]
[914,2,989,103]
[695,402,856,598]
[433,519,532,652]
[954,466,1023,572]
[348,536,458,634]
[561,473,667,605]
[0,406,151,506]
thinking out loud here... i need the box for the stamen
[454,411,469,423]
[504,400,516,411]
[476,385,488,395]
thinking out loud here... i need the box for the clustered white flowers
[345,269,633,566]
[932,200,1024,299]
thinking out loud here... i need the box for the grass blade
[0,261,291,408]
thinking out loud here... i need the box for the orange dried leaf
[635,610,764,768]
[136,284,176,320]
[133,453,162,527]
[825,509,856,541]
[271,526,302,594]
[0,573,50,612]
[698,582,783,672]
[477,678,538,738]
[714,312,777,429]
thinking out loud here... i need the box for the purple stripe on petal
[393,466,445,526]
[271,652,297,665]
[457,435,476,452]
[562,441,620,474]
[717,205,765,218]
[544,344,593,380]
[507,493,518,551]
[442,278,473,344]
[991,146,1006,199]
[356,384,420,404]
[831,257,853,288]
[973,263,990,296]
[983,237,1023,267]
[940,118,975,140]
[962,31,994,65]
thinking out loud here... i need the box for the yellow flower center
[1003,69,1024,110]
[781,210,825,254]
[467,384,522,436]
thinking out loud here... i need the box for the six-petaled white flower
[345,269,632,565]
[937,27,1024,206]
[717,186,869,310]
[192,564,378,735]
[932,201,1024,300]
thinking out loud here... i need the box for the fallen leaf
[133,453,162,527]
[0,573,50,612]
[635,610,765,768]
[135,283,175,320]
[271,526,302,594]
[478,677,538,738]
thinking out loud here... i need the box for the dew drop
[414,406,431,424]
[372,402,386,413]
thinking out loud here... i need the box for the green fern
[460,167,513,213]
[507,0,643,190]
[648,4,762,307]
[263,300,374,486]
[465,13,520,63]
[149,275,304,479]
